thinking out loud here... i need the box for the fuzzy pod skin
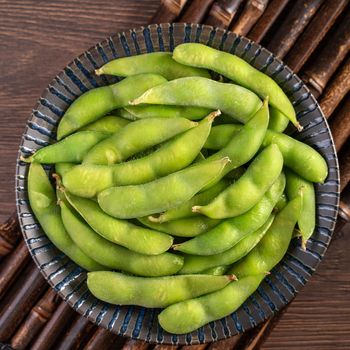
[285,168,315,248]
[63,114,216,198]
[57,73,167,139]
[95,52,210,80]
[195,145,283,219]
[83,117,195,165]
[80,115,130,133]
[175,174,285,255]
[28,163,105,271]
[23,131,111,164]
[64,192,173,255]
[97,157,231,219]
[130,76,262,124]
[268,106,289,133]
[59,201,184,277]
[173,43,299,130]
[178,215,274,274]
[87,271,235,308]
[158,274,264,334]
[205,124,328,183]
[151,179,230,223]
[138,216,221,238]
[123,105,212,120]
[200,266,229,276]
[229,193,303,278]
[275,193,288,211]
[55,163,75,177]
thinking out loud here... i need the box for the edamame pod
[87,271,235,308]
[138,216,220,238]
[80,115,130,132]
[130,77,262,123]
[97,157,231,219]
[285,169,315,249]
[95,52,210,80]
[57,74,167,139]
[275,193,288,211]
[55,163,75,177]
[28,163,105,271]
[60,201,184,276]
[158,274,264,334]
[83,117,195,165]
[201,265,229,276]
[173,43,300,130]
[195,145,283,219]
[64,192,173,255]
[63,114,216,198]
[230,193,303,277]
[262,130,328,183]
[268,106,289,133]
[123,105,212,120]
[150,179,230,223]
[205,125,328,183]
[175,174,285,255]
[178,216,274,274]
[202,98,269,187]
[22,131,110,164]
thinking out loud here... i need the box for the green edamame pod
[80,115,130,133]
[55,163,75,177]
[275,193,288,211]
[230,193,303,278]
[57,73,167,139]
[60,201,184,276]
[87,271,235,308]
[178,215,274,274]
[83,117,195,165]
[64,192,173,255]
[138,216,220,238]
[173,43,300,130]
[201,265,229,276]
[63,114,216,198]
[268,106,289,133]
[97,157,231,219]
[22,131,110,164]
[202,98,269,187]
[204,125,328,183]
[150,179,230,223]
[130,77,262,123]
[195,145,283,219]
[158,274,264,334]
[204,124,241,150]
[262,130,328,183]
[285,169,315,249]
[28,163,105,271]
[175,174,285,255]
[124,105,212,120]
[95,52,210,80]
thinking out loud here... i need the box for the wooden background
[0,1,349,348]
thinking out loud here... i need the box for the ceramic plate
[16,23,339,345]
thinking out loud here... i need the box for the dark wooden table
[0,1,349,349]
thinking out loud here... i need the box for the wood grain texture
[0,1,350,349]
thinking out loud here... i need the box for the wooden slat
[266,0,324,58]
[247,0,290,43]
[205,0,243,28]
[229,0,269,36]
[178,0,215,23]
[283,0,349,72]
[150,0,189,24]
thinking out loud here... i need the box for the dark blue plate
[16,23,339,345]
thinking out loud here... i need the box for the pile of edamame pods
[25,43,328,335]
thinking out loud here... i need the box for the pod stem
[207,109,221,122]
[296,122,303,132]
[148,215,163,223]
[20,155,32,163]
[171,243,181,251]
[228,274,238,281]
[52,173,64,192]
[94,68,103,76]
[191,205,202,213]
